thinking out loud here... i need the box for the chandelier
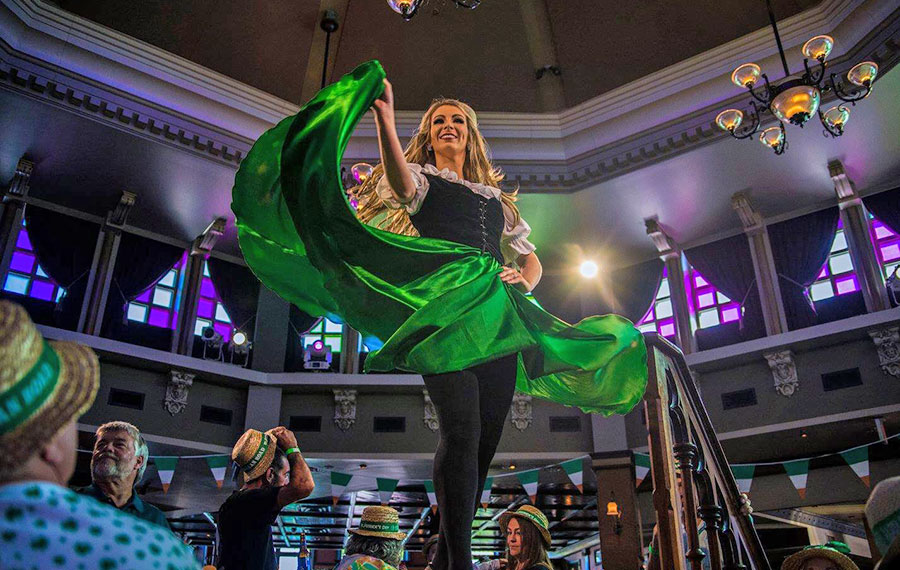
[387,0,480,21]
[715,0,878,155]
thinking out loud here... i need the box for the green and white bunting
[731,465,754,495]
[782,459,809,499]
[517,470,540,504]
[635,454,651,488]
[840,447,870,488]
[561,458,584,493]
[155,457,178,494]
[480,477,494,508]
[205,455,230,488]
[377,477,399,505]
[331,471,353,506]
[424,480,438,512]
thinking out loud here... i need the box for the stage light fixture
[201,325,224,361]
[580,261,599,279]
[303,339,333,370]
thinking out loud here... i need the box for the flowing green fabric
[232,61,647,415]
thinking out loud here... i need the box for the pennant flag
[634,454,651,488]
[783,459,810,499]
[154,457,178,494]
[841,447,870,488]
[481,477,494,509]
[517,470,540,504]
[331,472,353,506]
[423,480,438,513]
[731,465,755,495]
[377,477,399,505]
[205,455,230,489]
[561,458,584,493]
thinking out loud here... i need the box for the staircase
[643,333,771,570]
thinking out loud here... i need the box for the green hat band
[0,340,60,435]
[359,520,399,533]
[516,510,547,530]
[242,433,271,472]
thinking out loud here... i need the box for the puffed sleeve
[501,204,537,265]
[374,163,429,214]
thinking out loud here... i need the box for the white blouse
[374,163,536,264]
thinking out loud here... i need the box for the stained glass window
[301,317,343,353]
[2,220,65,303]
[871,217,900,279]
[688,268,741,329]
[194,261,236,342]
[637,268,676,339]
[808,221,858,302]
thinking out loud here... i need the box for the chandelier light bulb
[580,261,599,279]
[802,35,834,61]
[351,162,374,184]
[771,85,820,126]
[731,63,762,88]
[759,126,785,152]
[387,0,416,14]
[847,61,878,87]
[822,106,850,133]
[715,109,744,132]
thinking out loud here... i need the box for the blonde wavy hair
[354,98,520,236]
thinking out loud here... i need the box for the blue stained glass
[9,251,35,274]
[35,265,49,279]
[3,273,30,295]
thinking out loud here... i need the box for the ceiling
[50,0,819,112]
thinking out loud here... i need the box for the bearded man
[77,420,170,528]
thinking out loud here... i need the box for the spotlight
[303,339,333,370]
[580,261,599,279]
[228,330,252,367]
[201,325,224,361]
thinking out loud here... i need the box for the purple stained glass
[148,307,171,328]
[817,266,828,279]
[16,230,32,250]
[10,251,36,274]
[200,278,216,299]
[135,289,152,303]
[835,275,859,295]
[721,305,741,323]
[694,275,708,288]
[214,321,232,342]
[197,298,215,319]
[697,292,715,308]
[29,280,55,301]
[659,320,676,337]
[881,244,900,262]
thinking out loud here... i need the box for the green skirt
[232,61,647,415]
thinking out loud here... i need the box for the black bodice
[409,174,505,264]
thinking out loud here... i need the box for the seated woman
[499,506,552,570]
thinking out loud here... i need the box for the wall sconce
[606,495,623,535]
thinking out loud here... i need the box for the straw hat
[232,429,277,480]
[349,506,407,540]
[782,541,859,570]
[866,476,900,559]
[499,505,551,548]
[0,301,99,471]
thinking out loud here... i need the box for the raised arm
[270,426,315,508]
[372,78,417,203]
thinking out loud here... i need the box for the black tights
[423,353,518,570]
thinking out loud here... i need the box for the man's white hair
[96,421,149,482]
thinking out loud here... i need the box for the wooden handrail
[643,333,771,570]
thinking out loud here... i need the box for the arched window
[301,317,343,354]
[808,221,858,302]
[871,217,900,279]
[637,268,676,339]
[2,220,65,303]
[688,267,741,330]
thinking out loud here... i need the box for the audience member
[216,426,314,570]
[76,420,170,528]
[337,506,407,570]
[781,541,860,570]
[0,301,198,569]
[499,506,552,570]
[866,476,900,570]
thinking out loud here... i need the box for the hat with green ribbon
[0,301,99,471]
[232,429,277,480]
[782,541,859,570]
[349,506,407,540]
[499,505,552,548]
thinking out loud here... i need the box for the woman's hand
[499,266,533,292]
[372,79,396,126]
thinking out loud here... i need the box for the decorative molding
[5,156,32,197]
[333,389,357,431]
[422,389,438,432]
[105,190,136,229]
[511,392,533,431]
[869,326,900,379]
[164,370,194,415]
[731,192,764,232]
[191,216,226,256]
[764,350,799,397]
[829,159,859,204]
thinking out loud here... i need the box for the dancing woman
[232,61,648,570]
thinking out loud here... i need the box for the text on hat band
[242,433,270,472]
[0,340,60,435]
